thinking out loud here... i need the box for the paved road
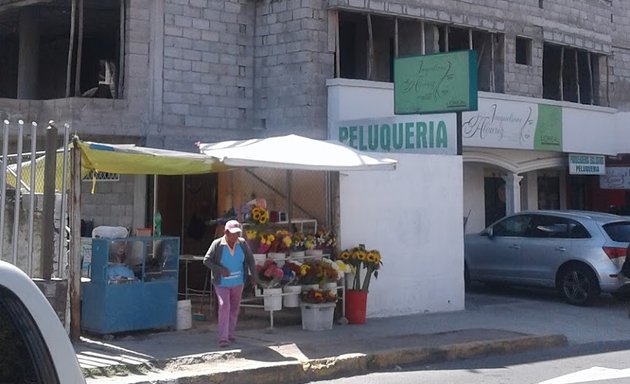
[305,341,630,384]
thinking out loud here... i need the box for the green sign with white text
[394,50,478,114]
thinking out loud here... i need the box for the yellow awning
[77,141,229,175]
[6,140,231,193]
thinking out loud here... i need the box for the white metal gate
[0,120,71,279]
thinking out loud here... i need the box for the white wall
[340,153,465,317]
[563,106,617,155]
[329,79,465,317]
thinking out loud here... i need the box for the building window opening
[515,37,532,65]
[337,10,504,93]
[542,42,601,106]
[0,0,122,100]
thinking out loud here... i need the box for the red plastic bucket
[345,290,368,324]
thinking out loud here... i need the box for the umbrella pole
[287,170,292,229]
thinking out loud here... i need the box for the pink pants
[213,284,243,342]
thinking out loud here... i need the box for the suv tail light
[603,246,627,259]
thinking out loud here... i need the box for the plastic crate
[300,302,335,331]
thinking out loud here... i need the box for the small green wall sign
[394,50,478,114]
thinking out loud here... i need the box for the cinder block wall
[157,0,256,150]
[611,1,630,110]
[327,0,627,106]
[252,0,333,139]
[81,174,136,229]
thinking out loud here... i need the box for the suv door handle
[555,247,566,252]
[509,244,520,249]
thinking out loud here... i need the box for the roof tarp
[78,141,230,175]
[197,134,397,171]
[6,141,230,192]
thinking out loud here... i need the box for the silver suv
[465,210,630,306]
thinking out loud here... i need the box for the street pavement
[75,287,630,384]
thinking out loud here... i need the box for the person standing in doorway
[203,219,257,347]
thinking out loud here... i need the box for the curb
[92,334,567,384]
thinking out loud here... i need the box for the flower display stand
[345,290,368,324]
[263,287,282,311]
[282,285,302,307]
[300,302,335,331]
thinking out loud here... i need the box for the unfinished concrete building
[1,0,630,269]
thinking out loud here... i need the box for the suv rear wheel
[557,264,600,306]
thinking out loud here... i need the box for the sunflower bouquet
[338,244,382,292]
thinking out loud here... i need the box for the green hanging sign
[394,50,478,114]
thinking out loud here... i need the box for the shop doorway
[484,177,506,227]
[150,174,219,255]
[567,175,589,210]
[538,174,560,209]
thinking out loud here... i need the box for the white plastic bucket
[268,252,286,267]
[305,249,324,260]
[263,288,283,311]
[289,251,305,262]
[176,300,192,330]
[283,285,302,307]
[253,253,266,265]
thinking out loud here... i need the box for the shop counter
[81,236,180,334]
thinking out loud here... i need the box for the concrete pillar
[503,173,523,215]
[524,171,538,211]
[17,7,40,100]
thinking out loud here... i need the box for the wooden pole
[490,34,495,92]
[65,0,76,97]
[69,136,82,341]
[606,55,610,107]
[587,52,594,105]
[445,25,449,52]
[367,14,373,80]
[74,0,84,96]
[394,17,398,58]
[575,50,580,104]
[420,20,425,54]
[335,10,340,77]
[118,0,125,98]
[560,47,564,100]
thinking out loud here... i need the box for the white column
[524,171,538,211]
[503,173,523,215]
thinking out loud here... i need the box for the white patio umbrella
[197,134,397,171]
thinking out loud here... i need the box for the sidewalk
[76,289,630,384]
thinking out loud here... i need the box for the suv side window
[492,215,532,237]
[0,286,59,384]
[528,215,590,239]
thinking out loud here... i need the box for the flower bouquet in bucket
[338,244,383,324]
[256,259,284,311]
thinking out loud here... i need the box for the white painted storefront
[327,78,630,318]
[328,79,465,317]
